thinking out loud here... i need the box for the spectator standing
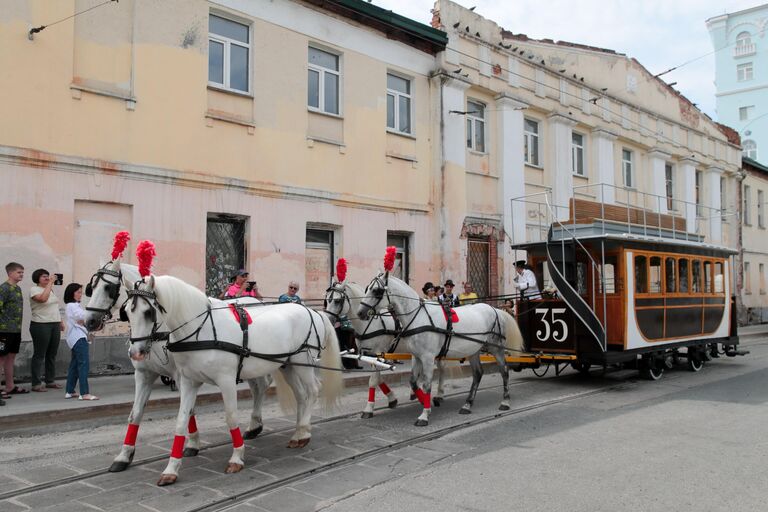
[421,282,436,301]
[225,269,263,300]
[29,268,64,392]
[459,282,479,305]
[278,281,302,304]
[63,283,98,400]
[438,279,460,307]
[0,262,28,403]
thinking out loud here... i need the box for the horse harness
[324,284,401,344]
[84,263,122,318]
[124,288,325,383]
[363,274,507,358]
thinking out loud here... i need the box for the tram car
[511,197,745,380]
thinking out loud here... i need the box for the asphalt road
[1,336,766,512]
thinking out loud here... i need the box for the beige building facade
[740,158,768,323]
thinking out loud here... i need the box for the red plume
[136,240,156,278]
[111,231,131,260]
[336,258,347,282]
[384,246,396,273]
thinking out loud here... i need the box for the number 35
[535,308,568,342]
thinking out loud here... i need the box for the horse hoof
[498,404,510,411]
[458,407,472,415]
[414,419,429,427]
[432,397,443,407]
[157,474,177,486]
[360,411,374,419]
[108,460,130,473]
[182,448,199,457]
[388,399,398,409]
[225,463,244,474]
[410,393,416,400]
[287,438,311,448]
[243,425,263,439]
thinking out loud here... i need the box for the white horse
[83,261,270,473]
[324,280,448,417]
[123,275,343,486]
[357,273,523,426]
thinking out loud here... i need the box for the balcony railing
[734,43,756,57]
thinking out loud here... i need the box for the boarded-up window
[305,229,334,305]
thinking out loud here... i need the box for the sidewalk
[0,363,431,430]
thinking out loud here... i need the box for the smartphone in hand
[54,273,64,285]
[246,281,257,292]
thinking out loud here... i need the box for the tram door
[592,252,623,345]
[305,228,334,305]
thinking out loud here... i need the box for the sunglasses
[289,286,298,290]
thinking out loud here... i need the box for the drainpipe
[438,74,448,277]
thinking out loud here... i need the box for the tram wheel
[687,349,704,372]
[570,362,591,375]
[160,376,172,386]
[639,358,664,381]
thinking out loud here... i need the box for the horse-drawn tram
[508,188,746,380]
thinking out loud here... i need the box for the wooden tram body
[510,198,743,379]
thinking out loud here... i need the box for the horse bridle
[84,263,122,318]
[359,274,390,314]
[122,283,167,344]
[323,283,352,322]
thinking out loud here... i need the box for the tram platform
[1,324,766,429]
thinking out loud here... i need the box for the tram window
[665,257,676,293]
[692,260,702,293]
[714,262,724,293]
[704,261,712,293]
[650,256,662,293]
[678,258,689,293]
[598,256,617,294]
[634,255,647,293]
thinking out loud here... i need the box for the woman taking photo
[63,283,98,400]
[29,269,63,391]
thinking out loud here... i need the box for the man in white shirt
[514,260,541,300]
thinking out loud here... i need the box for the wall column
[495,93,528,296]
[439,75,471,281]
[591,128,618,205]
[547,113,578,220]
[680,158,698,233]
[707,166,724,243]
[648,149,671,214]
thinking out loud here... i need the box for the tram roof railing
[510,183,737,249]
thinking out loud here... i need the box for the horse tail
[498,309,524,354]
[318,311,343,410]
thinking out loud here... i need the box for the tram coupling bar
[724,347,749,357]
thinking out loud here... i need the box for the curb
[0,365,479,430]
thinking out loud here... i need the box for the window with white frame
[743,140,758,160]
[737,62,754,82]
[308,46,340,115]
[744,184,752,225]
[386,232,410,283]
[695,170,704,216]
[571,132,585,176]
[759,190,765,228]
[739,105,755,121]
[208,14,250,93]
[622,149,633,188]
[665,163,675,211]
[720,176,727,221]
[466,100,486,152]
[386,73,412,135]
[736,31,752,48]
[524,118,540,166]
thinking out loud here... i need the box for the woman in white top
[63,283,97,400]
[29,269,64,391]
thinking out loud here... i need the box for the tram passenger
[422,282,437,301]
[224,269,263,300]
[278,281,302,304]
[459,282,479,305]
[514,260,541,300]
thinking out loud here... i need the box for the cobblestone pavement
[1,335,766,512]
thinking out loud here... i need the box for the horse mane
[152,275,209,326]
[383,274,418,300]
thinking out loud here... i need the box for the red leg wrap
[423,392,431,409]
[188,416,198,434]
[378,383,391,395]
[368,387,376,402]
[170,435,185,459]
[230,428,244,448]
[414,388,426,406]
[124,423,139,446]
